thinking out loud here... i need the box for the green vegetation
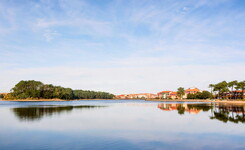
[177,105,185,115]
[210,105,245,124]
[175,103,245,124]
[4,80,114,100]
[187,91,212,99]
[210,80,245,100]
[73,90,114,99]
[177,87,185,99]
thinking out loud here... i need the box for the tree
[8,80,114,100]
[201,91,212,99]
[237,81,245,100]
[187,91,212,99]
[187,93,195,99]
[209,84,214,98]
[228,80,238,99]
[177,104,185,115]
[177,87,185,100]
[11,80,44,99]
[213,81,228,99]
[73,90,114,99]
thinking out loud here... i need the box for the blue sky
[0,0,245,94]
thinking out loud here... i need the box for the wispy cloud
[0,0,244,93]
[42,29,60,41]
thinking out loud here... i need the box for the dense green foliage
[177,87,185,99]
[73,90,114,99]
[210,105,245,123]
[187,91,212,99]
[209,80,245,99]
[5,80,114,100]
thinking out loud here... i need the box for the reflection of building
[214,104,245,114]
[226,90,245,99]
[116,93,157,99]
[158,103,245,124]
[211,104,245,123]
[158,103,202,114]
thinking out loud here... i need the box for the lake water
[0,100,244,150]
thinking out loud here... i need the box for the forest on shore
[208,80,245,99]
[3,80,114,100]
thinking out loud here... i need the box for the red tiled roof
[185,88,200,92]
[170,92,177,95]
[160,91,172,93]
[158,91,172,95]
[233,90,244,93]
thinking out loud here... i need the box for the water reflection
[158,103,245,124]
[0,101,244,150]
[210,104,245,124]
[158,103,212,114]
[12,105,105,122]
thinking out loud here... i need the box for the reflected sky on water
[0,100,245,150]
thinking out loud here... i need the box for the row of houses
[116,93,158,99]
[116,87,201,99]
[218,90,245,99]
[158,87,201,99]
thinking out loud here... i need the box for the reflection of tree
[12,105,104,122]
[158,103,245,124]
[158,103,212,115]
[187,104,213,112]
[177,105,185,115]
[210,104,245,124]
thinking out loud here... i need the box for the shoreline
[0,99,116,102]
[0,99,66,102]
[145,99,245,104]
[1,98,245,104]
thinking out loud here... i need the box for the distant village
[116,87,201,99]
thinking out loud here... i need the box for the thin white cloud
[42,29,60,41]
[0,0,244,94]
[1,63,244,94]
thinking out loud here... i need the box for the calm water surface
[0,100,244,150]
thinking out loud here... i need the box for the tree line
[187,91,212,99]
[3,80,114,100]
[209,80,245,99]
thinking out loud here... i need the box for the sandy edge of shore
[145,99,245,104]
[1,99,245,104]
[1,99,66,102]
